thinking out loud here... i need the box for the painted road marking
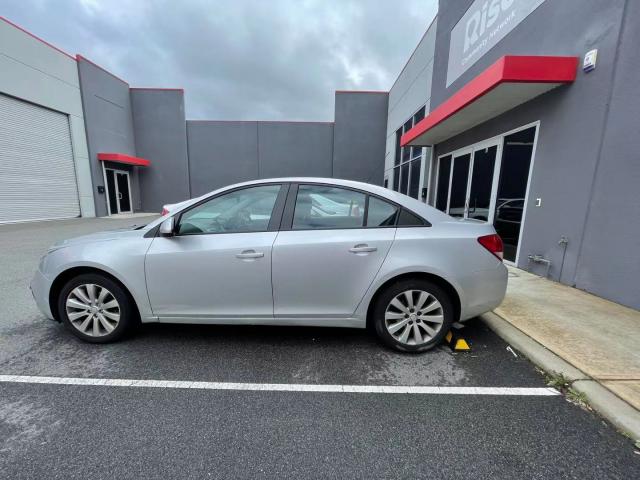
[0,375,560,395]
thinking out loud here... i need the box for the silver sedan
[31,178,507,352]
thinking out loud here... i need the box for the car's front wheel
[373,279,453,352]
[57,273,134,343]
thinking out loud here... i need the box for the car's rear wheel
[57,273,134,343]
[373,279,453,352]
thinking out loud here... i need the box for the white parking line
[0,375,559,395]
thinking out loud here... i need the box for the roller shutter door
[0,93,80,223]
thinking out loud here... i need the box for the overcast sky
[1,0,437,120]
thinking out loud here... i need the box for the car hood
[50,226,146,250]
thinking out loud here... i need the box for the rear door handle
[349,244,377,254]
[235,250,264,259]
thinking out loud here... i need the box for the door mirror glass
[159,217,175,237]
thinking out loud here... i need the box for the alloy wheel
[384,289,444,346]
[65,284,120,337]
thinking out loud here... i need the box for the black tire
[57,273,135,343]
[372,279,454,353]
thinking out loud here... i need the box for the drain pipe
[557,236,569,282]
[527,254,552,278]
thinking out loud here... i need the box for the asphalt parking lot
[1,217,639,479]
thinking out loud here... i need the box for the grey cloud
[0,0,437,120]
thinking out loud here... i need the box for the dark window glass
[383,178,388,188]
[394,129,402,166]
[494,126,536,261]
[410,107,426,159]
[116,172,131,212]
[435,155,451,212]
[468,146,497,222]
[399,162,410,195]
[421,150,431,201]
[409,159,421,199]
[178,185,281,235]
[367,197,398,227]
[449,153,471,217]
[402,146,411,163]
[105,169,118,214]
[398,209,425,226]
[392,166,400,191]
[402,119,413,163]
[292,185,365,230]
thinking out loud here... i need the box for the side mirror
[159,217,176,237]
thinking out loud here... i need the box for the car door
[145,183,287,320]
[272,184,397,318]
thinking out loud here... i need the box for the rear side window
[292,185,365,230]
[397,208,426,226]
[366,197,398,227]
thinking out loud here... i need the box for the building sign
[446,0,546,86]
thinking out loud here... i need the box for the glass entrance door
[435,142,499,221]
[435,155,452,212]
[467,144,498,222]
[115,172,132,213]
[448,153,471,218]
[433,124,537,263]
[494,126,536,262]
[105,168,132,214]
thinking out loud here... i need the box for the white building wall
[384,17,437,195]
[0,18,95,218]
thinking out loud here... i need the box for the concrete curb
[480,311,640,442]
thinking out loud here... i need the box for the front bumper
[30,268,54,320]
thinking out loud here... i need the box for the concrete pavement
[485,267,640,439]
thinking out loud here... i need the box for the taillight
[478,234,503,261]
[161,207,169,216]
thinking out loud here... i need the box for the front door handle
[235,250,264,260]
[349,244,377,254]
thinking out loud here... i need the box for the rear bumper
[458,263,508,321]
[30,268,54,320]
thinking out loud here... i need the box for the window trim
[280,182,430,232]
[171,182,289,237]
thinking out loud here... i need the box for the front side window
[293,185,365,230]
[177,184,281,235]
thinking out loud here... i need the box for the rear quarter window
[397,209,427,226]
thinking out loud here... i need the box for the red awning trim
[97,152,151,167]
[401,55,578,147]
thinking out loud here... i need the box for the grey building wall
[187,120,334,196]
[258,121,334,178]
[130,89,190,212]
[0,18,94,217]
[77,56,140,216]
[429,0,637,308]
[187,121,259,197]
[573,0,640,308]
[333,92,388,185]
